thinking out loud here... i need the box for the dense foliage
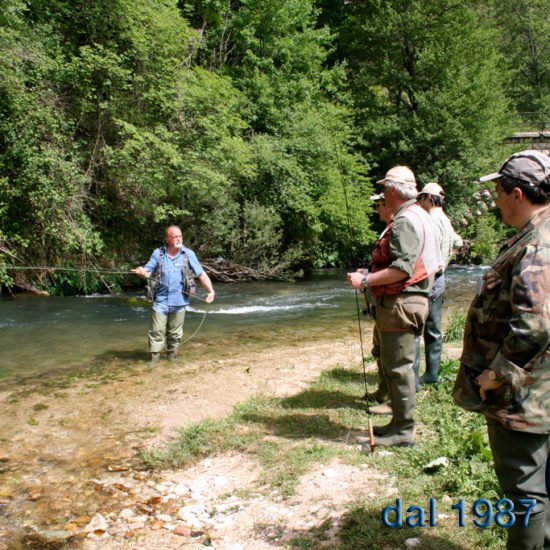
[0,0,548,292]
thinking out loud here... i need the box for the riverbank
[1,326,499,550]
[0,333,370,549]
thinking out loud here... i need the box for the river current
[0,266,483,389]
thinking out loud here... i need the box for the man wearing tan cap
[348,166,440,447]
[416,182,463,385]
[453,150,550,549]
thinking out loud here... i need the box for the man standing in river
[132,225,215,363]
[348,166,440,447]
[453,150,550,549]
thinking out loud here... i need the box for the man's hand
[205,291,215,304]
[347,271,365,289]
[476,369,504,400]
[131,267,149,278]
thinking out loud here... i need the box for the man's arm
[479,243,550,398]
[198,271,215,303]
[347,267,407,289]
[131,249,158,278]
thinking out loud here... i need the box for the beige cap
[376,165,416,188]
[419,182,445,197]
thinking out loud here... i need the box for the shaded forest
[1,0,549,293]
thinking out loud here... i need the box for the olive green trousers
[375,294,428,435]
[148,310,186,353]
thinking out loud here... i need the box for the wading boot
[167,350,177,361]
[419,341,441,383]
[373,421,394,436]
[151,352,161,364]
[419,372,440,385]
[355,420,394,444]
[373,428,415,448]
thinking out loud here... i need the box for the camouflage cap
[480,150,550,187]
[376,165,416,188]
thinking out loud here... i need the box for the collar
[506,204,550,247]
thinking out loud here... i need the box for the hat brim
[375,178,385,185]
[479,171,502,183]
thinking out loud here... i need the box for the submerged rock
[22,529,76,549]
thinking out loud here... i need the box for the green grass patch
[143,354,505,549]
[443,310,467,343]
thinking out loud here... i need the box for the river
[0,266,483,389]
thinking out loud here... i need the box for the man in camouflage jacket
[453,150,550,550]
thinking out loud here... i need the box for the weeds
[443,310,467,343]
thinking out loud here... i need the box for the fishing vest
[370,203,440,296]
[145,248,196,301]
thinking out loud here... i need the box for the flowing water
[0,266,483,389]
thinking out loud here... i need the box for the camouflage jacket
[453,205,550,432]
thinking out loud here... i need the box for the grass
[443,310,467,343]
[142,353,505,549]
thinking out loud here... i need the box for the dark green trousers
[416,292,444,384]
[487,423,550,550]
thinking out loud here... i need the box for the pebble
[150,519,164,530]
[27,487,43,501]
[84,513,108,534]
[212,476,229,488]
[173,482,189,496]
[119,508,134,520]
[189,477,208,493]
[405,537,422,548]
[174,525,191,536]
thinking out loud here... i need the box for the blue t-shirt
[144,246,204,308]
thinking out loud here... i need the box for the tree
[493,0,550,130]
[205,0,375,269]
[318,0,512,214]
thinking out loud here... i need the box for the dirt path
[1,333,402,549]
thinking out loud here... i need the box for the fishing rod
[333,142,375,452]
